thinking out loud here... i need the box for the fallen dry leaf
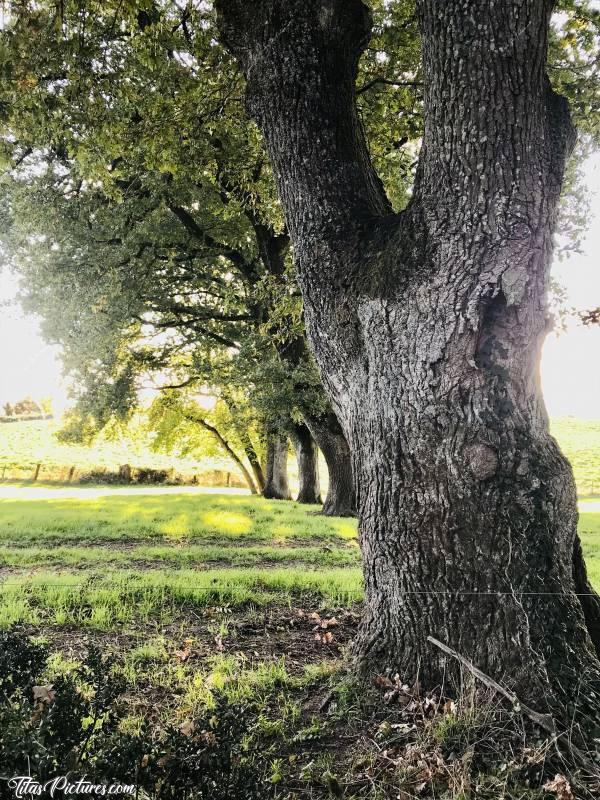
[174,646,192,662]
[201,730,217,746]
[314,631,335,644]
[543,774,574,800]
[33,684,56,705]
[179,720,195,737]
[373,674,395,689]
[310,612,339,630]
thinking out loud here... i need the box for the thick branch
[414,0,575,231]
[216,0,392,250]
[187,414,257,494]
[167,203,252,275]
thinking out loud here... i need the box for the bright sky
[0,155,599,419]
[0,274,69,413]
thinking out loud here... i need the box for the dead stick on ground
[427,636,598,788]
[427,635,555,734]
[427,635,597,775]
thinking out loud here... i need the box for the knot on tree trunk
[464,442,498,481]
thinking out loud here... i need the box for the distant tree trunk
[306,412,355,517]
[289,422,321,504]
[263,431,291,500]
[224,396,266,493]
[218,0,600,720]
[240,433,266,494]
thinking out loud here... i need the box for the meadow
[0,417,234,483]
[0,422,599,797]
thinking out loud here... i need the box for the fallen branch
[427,635,555,735]
[427,636,598,777]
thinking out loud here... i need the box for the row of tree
[0,1,375,511]
[2,397,46,417]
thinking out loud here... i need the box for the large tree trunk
[304,411,355,517]
[217,0,600,722]
[263,431,291,500]
[289,422,322,504]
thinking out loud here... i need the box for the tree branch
[167,203,252,275]
[184,412,257,494]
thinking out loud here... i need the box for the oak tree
[216,0,600,722]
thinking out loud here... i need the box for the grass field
[1,426,599,795]
[0,417,235,482]
[1,416,599,492]
[550,417,600,495]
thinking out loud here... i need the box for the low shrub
[0,629,260,799]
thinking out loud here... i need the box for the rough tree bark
[239,430,266,494]
[263,430,291,500]
[289,422,322,504]
[217,0,600,719]
[304,411,356,517]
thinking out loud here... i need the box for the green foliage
[0,628,48,694]
[552,0,600,144]
[359,0,422,210]
[149,389,264,466]
[0,639,125,782]
[0,630,260,799]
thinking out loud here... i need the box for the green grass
[0,493,357,545]
[550,417,600,496]
[578,511,600,587]
[0,489,598,633]
[0,491,361,630]
[0,417,235,480]
[0,567,364,629]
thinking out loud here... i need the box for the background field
[0,417,233,481]
[0,415,598,493]
[0,427,598,793]
[550,417,600,495]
